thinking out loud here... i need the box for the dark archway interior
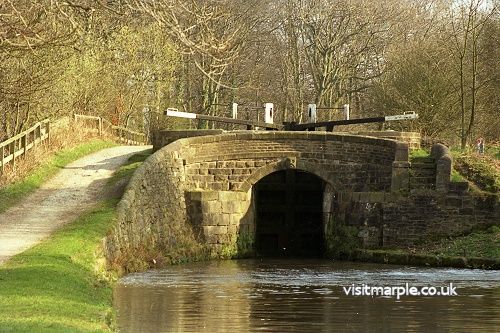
[254,170,325,257]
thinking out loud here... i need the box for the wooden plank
[22,134,27,158]
[285,117,386,131]
[25,141,35,151]
[1,145,4,172]
[74,114,101,121]
[111,125,145,138]
[0,121,43,147]
[72,114,146,145]
[13,148,25,159]
[3,153,14,164]
[165,110,284,130]
[0,119,51,170]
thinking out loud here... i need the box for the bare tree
[125,0,262,123]
[449,0,497,148]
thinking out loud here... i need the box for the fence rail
[73,114,147,145]
[0,115,146,174]
[0,119,50,173]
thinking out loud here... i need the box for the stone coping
[160,131,405,152]
[352,249,500,270]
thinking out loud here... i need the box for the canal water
[114,259,500,333]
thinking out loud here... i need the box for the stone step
[410,176,436,184]
[448,181,469,193]
[411,162,436,169]
[410,156,435,163]
[410,184,435,190]
[411,169,436,177]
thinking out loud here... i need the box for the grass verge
[106,148,152,187]
[0,200,118,333]
[0,148,150,333]
[453,153,499,193]
[409,148,430,159]
[414,226,500,259]
[0,140,116,213]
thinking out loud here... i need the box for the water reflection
[114,260,500,333]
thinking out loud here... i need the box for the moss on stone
[325,216,360,259]
[235,232,255,258]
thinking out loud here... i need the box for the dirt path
[0,145,151,264]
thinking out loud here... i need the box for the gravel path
[0,145,151,265]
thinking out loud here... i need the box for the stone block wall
[105,131,404,270]
[105,129,497,271]
[357,131,421,150]
[104,143,206,270]
[152,129,224,152]
[185,190,255,257]
[334,189,499,248]
[179,131,402,193]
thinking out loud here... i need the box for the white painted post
[343,104,350,120]
[232,103,238,119]
[308,104,317,123]
[264,103,274,124]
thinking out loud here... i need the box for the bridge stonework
[104,131,498,272]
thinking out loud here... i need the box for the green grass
[409,148,430,159]
[368,227,499,263]
[0,140,116,213]
[0,149,150,333]
[106,148,151,186]
[417,226,500,259]
[451,168,466,182]
[0,200,118,333]
[484,145,500,160]
[454,154,499,193]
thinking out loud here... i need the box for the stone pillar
[391,142,410,192]
[431,144,452,193]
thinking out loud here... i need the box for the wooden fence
[73,114,147,145]
[0,115,147,174]
[0,120,50,173]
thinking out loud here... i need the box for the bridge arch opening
[253,169,326,257]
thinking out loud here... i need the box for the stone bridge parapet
[104,131,500,273]
[104,131,410,270]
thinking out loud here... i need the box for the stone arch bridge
[104,131,496,270]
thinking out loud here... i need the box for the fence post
[232,103,238,119]
[343,104,350,120]
[98,117,103,136]
[308,104,317,123]
[1,145,4,174]
[22,133,27,158]
[34,124,38,146]
[11,141,16,169]
[47,121,51,143]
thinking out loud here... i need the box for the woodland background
[0,0,498,148]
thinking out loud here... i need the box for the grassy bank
[106,148,152,187]
[449,143,499,193]
[0,148,150,332]
[0,200,118,333]
[355,227,500,269]
[0,139,116,213]
[414,226,499,259]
